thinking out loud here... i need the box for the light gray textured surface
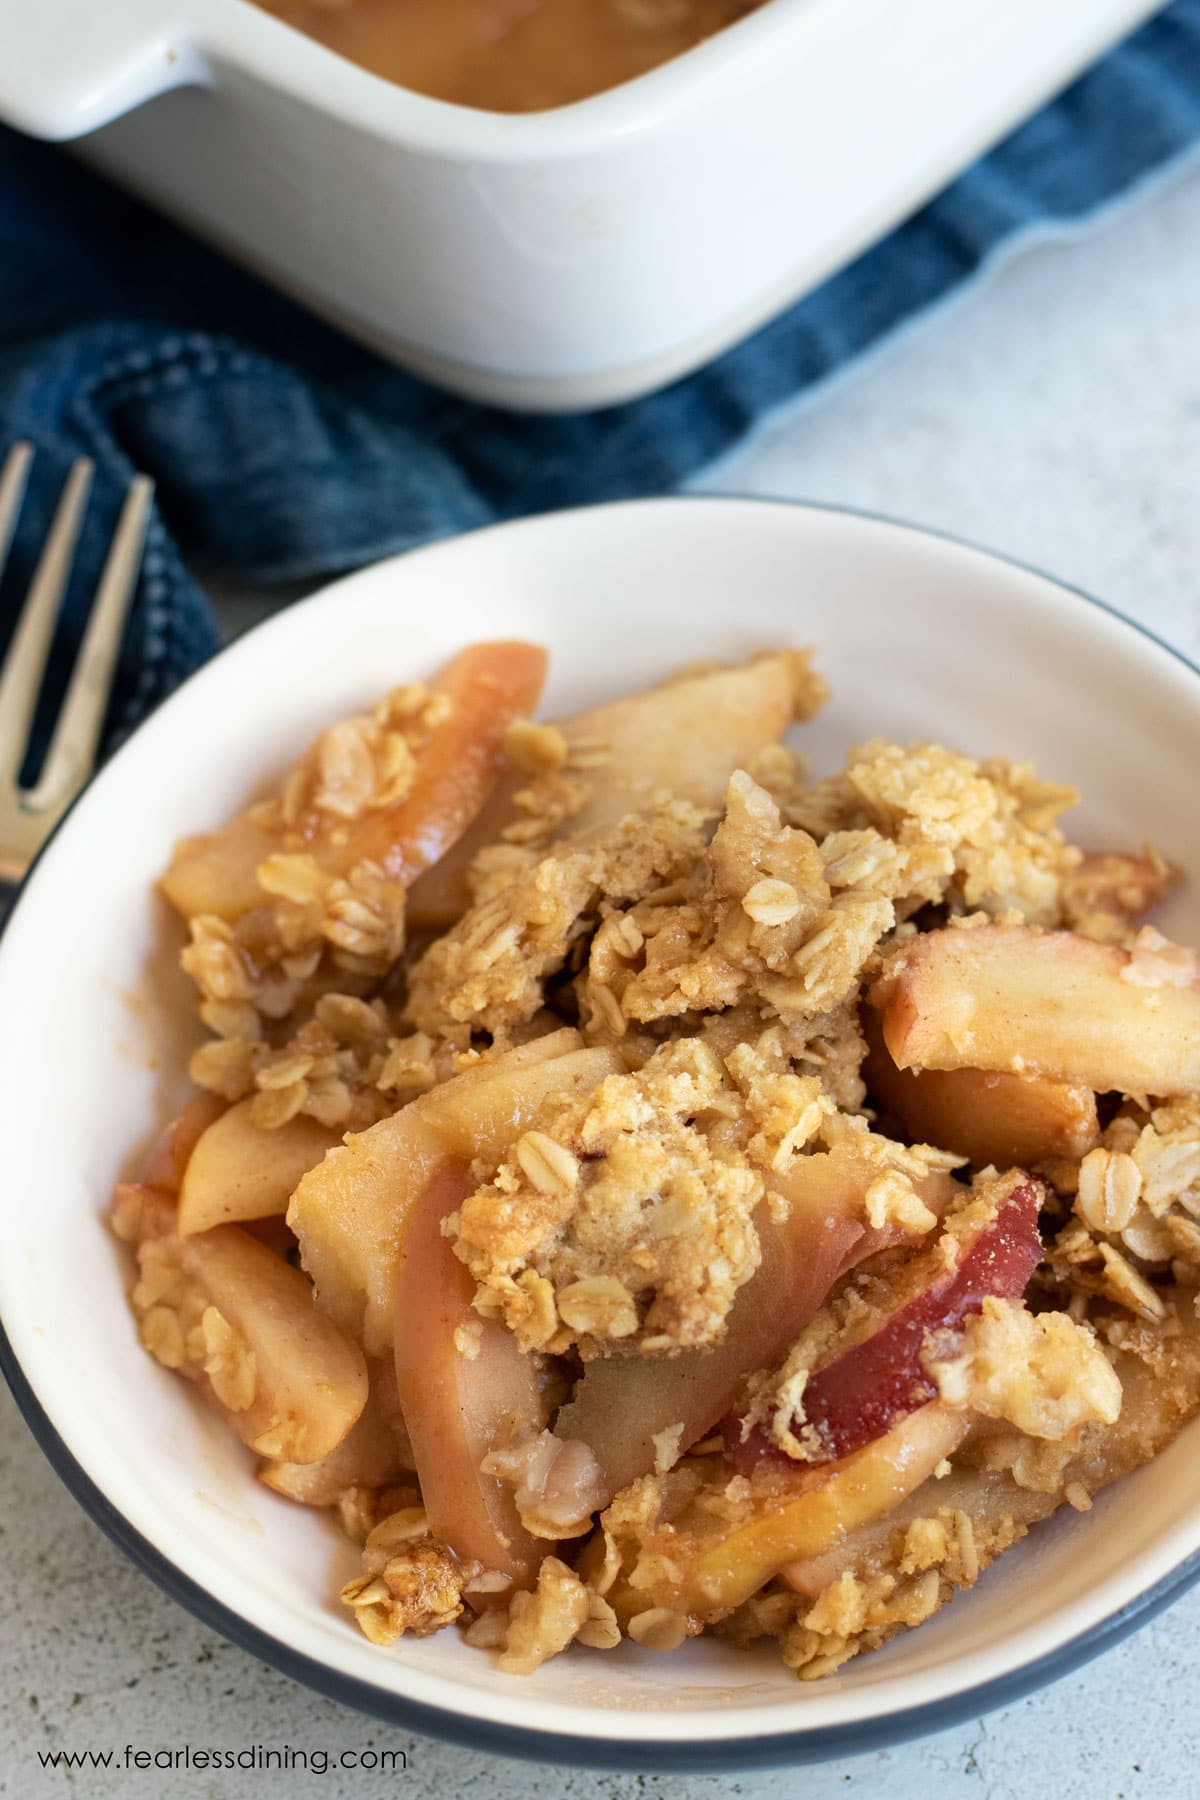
[5,160,1200,1800]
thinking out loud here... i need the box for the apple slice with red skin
[689,1405,973,1616]
[780,1293,1200,1604]
[726,1171,1044,1475]
[556,1148,958,1506]
[393,1158,544,1592]
[161,640,548,924]
[607,1402,972,1623]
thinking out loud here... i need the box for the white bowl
[3,497,1200,1771]
[0,0,1160,408]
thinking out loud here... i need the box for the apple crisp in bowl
[113,629,1200,1688]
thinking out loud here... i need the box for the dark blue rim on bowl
[2,496,1199,1773]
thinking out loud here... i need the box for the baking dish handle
[0,3,207,142]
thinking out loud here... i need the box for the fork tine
[0,456,95,784]
[0,442,34,586]
[26,474,155,815]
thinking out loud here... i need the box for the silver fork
[0,441,154,884]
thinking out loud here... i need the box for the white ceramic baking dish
[0,0,1164,409]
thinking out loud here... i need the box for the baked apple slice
[556,1147,956,1504]
[861,1005,1098,1169]
[541,649,823,841]
[409,649,824,930]
[289,1030,621,1355]
[112,1092,227,1243]
[111,1182,178,1249]
[258,1359,414,1506]
[616,1403,971,1621]
[393,1160,544,1589]
[874,924,1200,1096]
[727,1171,1043,1473]
[161,641,548,923]
[138,1093,227,1191]
[780,1294,1200,1604]
[177,1097,341,1235]
[133,1222,368,1463]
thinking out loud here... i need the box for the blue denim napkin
[2,0,1199,759]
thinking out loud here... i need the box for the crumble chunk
[188,991,465,1132]
[179,682,451,1029]
[1041,1098,1200,1314]
[600,773,960,1050]
[406,800,711,1041]
[787,1567,943,1678]
[133,1239,257,1413]
[340,1508,466,1645]
[923,1297,1122,1439]
[481,1431,606,1539]
[846,742,1080,925]
[1060,849,1174,942]
[497,1557,592,1674]
[449,1039,766,1355]
[724,1028,833,1173]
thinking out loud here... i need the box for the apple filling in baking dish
[113,641,1200,1679]
[252,0,767,114]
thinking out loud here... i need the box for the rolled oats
[627,1607,689,1652]
[742,878,802,927]
[1098,1243,1167,1321]
[1076,1147,1142,1235]
[505,718,568,775]
[515,1130,580,1198]
[557,1276,639,1339]
[498,1558,591,1674]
